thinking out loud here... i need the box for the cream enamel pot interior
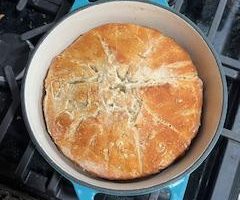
[22,0,227,195]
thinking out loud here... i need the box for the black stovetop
[0,0,240,200]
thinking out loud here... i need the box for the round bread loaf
[43,23,203,180]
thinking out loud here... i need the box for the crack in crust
[132,126,143,174]
[143,102,190,147]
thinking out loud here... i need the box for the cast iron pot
[22,0,228,198]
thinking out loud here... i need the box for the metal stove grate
[0,0,240,200]
[179,1,240,200]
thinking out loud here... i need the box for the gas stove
[0,0,240,200]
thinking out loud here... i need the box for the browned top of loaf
[43,23,203,180]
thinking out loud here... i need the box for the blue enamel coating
[168,174,189,200]
[150,0,169,6]
[72,182,97,200]
[71,0,89,11]
[70,1,189,200]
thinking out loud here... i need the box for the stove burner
[0,33,32,84]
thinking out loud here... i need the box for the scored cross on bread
[43,23,202,180]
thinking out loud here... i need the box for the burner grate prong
[207,0,228,42]
[15,141,35,182]
[16,0,29,11]
[149,189,170,200]
[47,172,62,197]
[174,0,184,12]
[0,65,20,144]
[221,55,240,71]
[222,129,240,144]
[21,23,54,40]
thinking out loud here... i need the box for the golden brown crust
[43,23,203,180]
